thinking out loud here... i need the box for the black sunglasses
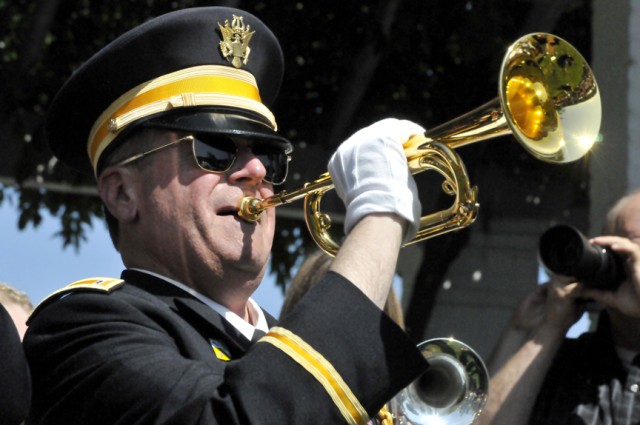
[112,134,291,185]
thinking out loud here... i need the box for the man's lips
[217,208,239,218]
[217,206,260,224]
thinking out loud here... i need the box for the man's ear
[98,168,139,223]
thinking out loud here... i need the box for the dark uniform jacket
[24,269,427,424]
[529,311,639,424]
[0,304,31,425]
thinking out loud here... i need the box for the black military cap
[45,6,289,176]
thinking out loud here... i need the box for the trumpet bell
[500,33,601,163]
[389,338,488,425]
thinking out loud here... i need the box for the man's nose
[227,148,268,186]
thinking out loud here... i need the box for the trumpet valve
[317,213,331,230]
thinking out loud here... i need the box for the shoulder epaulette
[29,277,125,324]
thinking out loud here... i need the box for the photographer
[477,189,640,425]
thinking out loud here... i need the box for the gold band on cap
[88,64,277,174]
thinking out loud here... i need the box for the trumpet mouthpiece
[238,196,264,222]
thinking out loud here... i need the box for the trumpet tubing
[238,33,601,257]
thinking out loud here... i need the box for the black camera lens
[538,225,626,290]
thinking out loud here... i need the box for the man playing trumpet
[24,6,429,424]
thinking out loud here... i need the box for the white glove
[328,118,424,243]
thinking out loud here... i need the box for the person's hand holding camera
[509,275,583,337]
[577,235,640,318]
[541,275,586,333]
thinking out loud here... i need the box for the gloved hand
[327,118,424,243]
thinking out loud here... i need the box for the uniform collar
[123,268,274,340]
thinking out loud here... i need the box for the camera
[538,224,626,290]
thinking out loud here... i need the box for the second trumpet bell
[388,338,488,425]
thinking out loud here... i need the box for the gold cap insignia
[218,15,255,69]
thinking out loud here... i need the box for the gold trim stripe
[43,277,125,302]
[259,327,368,425]
[87,65,277,174]
[29,277,125,324]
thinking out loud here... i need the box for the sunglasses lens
[192,136,236,172]
[192,135,289,184]
[253,146,289,185]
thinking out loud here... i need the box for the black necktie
[251,329,266,344]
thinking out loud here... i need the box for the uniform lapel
[121,269,253,355]
[174,297,252,354]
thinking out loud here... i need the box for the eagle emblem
[218,15,254,69]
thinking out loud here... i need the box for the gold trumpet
[239,33,601,256]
